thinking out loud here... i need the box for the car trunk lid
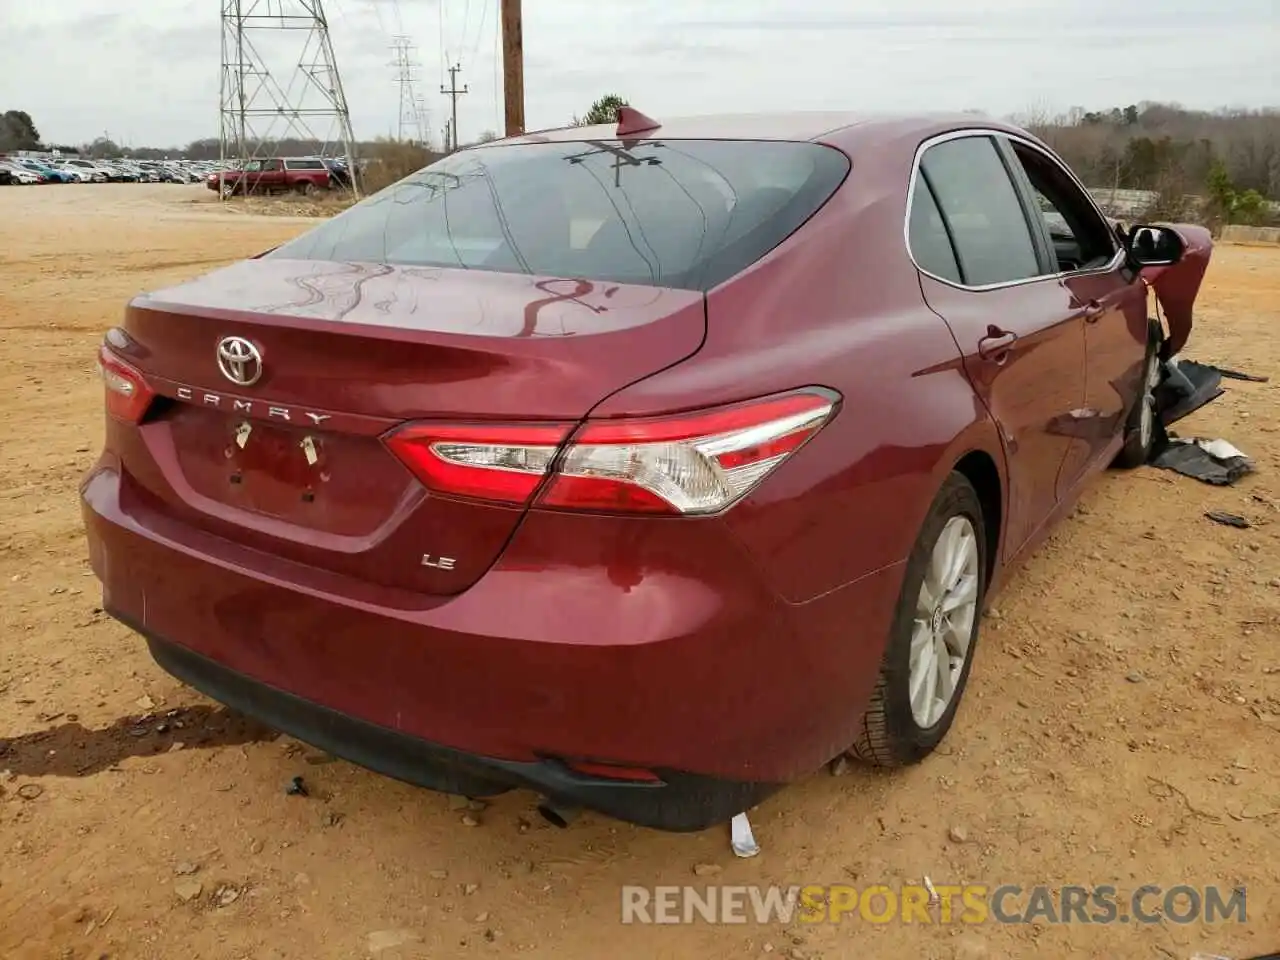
[113,258,705,595]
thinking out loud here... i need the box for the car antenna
[616,106,661,137]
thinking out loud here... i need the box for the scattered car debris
[17,783,44,800]
[1151,434,1256,486]
[1213,365,1270,384]
[1149,356,1261,487]
[730,812,760,858]
[1206,511,1252,529]
[284,775,308,797]
[1156,358,1225,425]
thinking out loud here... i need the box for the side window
[263,159,282,172]
[1008,141,1116,273]
[919,136,1042,286]
[908,179,961,283]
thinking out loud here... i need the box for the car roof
[492,111,1027,149]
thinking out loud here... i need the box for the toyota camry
[81,108,1211,831]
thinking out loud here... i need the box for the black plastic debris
[1156,359,1225,426]
[1205,511,1251,529]
[1150,429,1256,487]
[1215,365,1270,384]
[285,775,309,797]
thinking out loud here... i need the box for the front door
[908,133,1087,561]
[999,135,1151,484]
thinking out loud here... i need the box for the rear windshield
[266,139,849,291]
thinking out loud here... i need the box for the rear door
[999,136,1149,484]
[909,132,1086,560]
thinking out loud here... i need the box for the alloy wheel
[908,515,980,728]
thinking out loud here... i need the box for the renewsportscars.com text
[620,883,1247,925]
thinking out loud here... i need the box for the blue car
[17,160,74,183]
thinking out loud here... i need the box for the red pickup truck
[208,157,348,197]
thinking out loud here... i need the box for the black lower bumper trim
[126,619,779,832]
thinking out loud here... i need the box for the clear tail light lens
[97,345,156,423]
[384,389,838,515]
[539,391,837,514]
[383,422,573,506]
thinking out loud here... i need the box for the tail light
[97,345,155,423]
[383,422,573,506]
[383,389,838,515]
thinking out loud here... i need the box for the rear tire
[1113,322,1163,469]
[849,472,987,767]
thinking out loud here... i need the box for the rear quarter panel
[591,124,1007,604]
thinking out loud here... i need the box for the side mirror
[1125,225,1185,267]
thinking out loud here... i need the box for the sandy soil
[1,183,1277,960]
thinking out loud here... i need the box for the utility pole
[440,63,468,152]
[500,0,524,138]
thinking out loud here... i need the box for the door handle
[1081,299,1105,323]
[978,325,1018,362]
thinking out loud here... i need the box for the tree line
[1023,102,1279,225]
[9,99,1277,224]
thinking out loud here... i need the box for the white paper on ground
[730,812,760,858]
[1197,438,1248,461]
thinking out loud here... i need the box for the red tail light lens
[383,422,573,506]
[97,345,155,423]
[384,389,838,515]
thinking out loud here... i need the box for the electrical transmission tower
[218,0,360,198]
[389,35,429,145]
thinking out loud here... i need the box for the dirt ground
[1,183,1277,960]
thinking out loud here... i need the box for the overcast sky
[2,0,1277,149]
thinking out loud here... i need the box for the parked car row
[0,154,358,194]
[0,156,221,185]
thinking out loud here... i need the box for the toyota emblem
[216,336,263,386]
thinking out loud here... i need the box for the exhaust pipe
[536,798,580,828]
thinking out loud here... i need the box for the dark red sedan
[82,110,1210,831]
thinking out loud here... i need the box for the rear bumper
[82,459,901,830]
[136,627,776,831]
